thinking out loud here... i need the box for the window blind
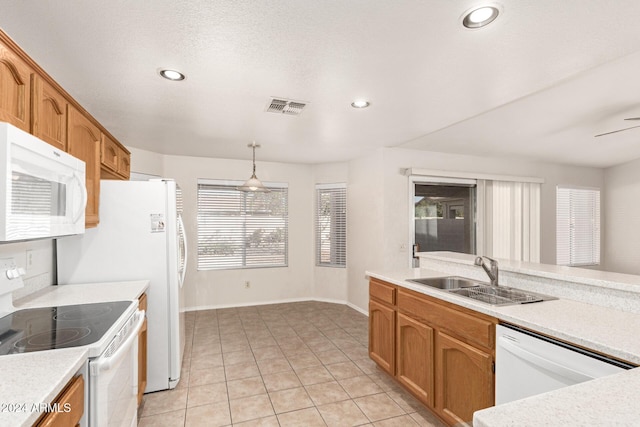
[197,179,288,270]
[556,186,600,266]
[315,184,346,267]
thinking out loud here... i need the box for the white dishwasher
[495,324,633,404]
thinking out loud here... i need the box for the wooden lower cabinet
[35,375,84,427]
[436,332,494,426]
[369,299,395,375]
[138,293,148,405]
[369,279,496,426]
[396,312,434,407]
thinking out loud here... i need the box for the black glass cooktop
[0,301,131,355]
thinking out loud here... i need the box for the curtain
[477,180,540,262]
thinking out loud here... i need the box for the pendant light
[237,141,270,192]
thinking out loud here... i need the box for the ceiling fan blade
[595,124,640,137]
[624,117,640,121]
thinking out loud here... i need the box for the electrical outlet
[244,281,251,289]
[25,249,33,271]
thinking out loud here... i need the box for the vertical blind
[197,179,288,270]
[315,184,346,267]
[478,180,541,262]
[556,186,600,266]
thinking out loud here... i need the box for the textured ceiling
[1,1,640,167]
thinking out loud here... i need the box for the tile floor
[138,301,445,427]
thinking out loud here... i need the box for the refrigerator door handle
[178,214,188,287]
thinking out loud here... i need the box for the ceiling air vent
[265,98,307,116]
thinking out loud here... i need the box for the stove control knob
[6,267,25,279]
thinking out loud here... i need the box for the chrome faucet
[475,256,499,286]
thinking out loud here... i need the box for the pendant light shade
[237,142,270,192]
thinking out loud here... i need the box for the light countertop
[367,268,640,364]
[0,348,88,427]
[366,257,640,427]
[473,367,640,427]
[15,280,149,309]
[419,251,640,294]
[0,280,149,427]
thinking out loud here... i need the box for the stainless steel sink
[406,276,482,290]
[406,276,557,306]
[449,286,557,306]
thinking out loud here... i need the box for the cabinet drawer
[370,279,396,306]
[398,289,495,350]
[36,375,84,427]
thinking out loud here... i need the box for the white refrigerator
[56,179,187,392]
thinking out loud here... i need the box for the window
[556,186,600,266]
[197,179,288,270]
[413,182,476,255]
[316,184,346,267]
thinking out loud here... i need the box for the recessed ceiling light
[462,6,500,28]
[351,100,370,109]
[159,69,186,81]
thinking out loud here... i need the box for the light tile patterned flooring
[138,301,445,427]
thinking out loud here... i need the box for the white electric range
[0,258,144,427]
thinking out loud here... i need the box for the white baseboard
[185,296,369,316]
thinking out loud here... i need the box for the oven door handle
[92,310,145,374]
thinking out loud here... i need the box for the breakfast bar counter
[367,251,640,427]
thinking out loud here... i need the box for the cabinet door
[436,332,494,426]
[0,38,32,132]
[101,133,119,174]
[32,75,67,150]
[67,106,100,227]
[35,375,84,427]
[101,133,131,180]
[117,150,130,180]
[369,299,395,375]
[397,312,435,407]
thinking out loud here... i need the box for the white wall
[3,239,55,300]
[347,150,386,312]
[127,147,165,177]
[128,144,605,313]
[345,147,605,312]
[162,154,314,310]
[603,157,640,274]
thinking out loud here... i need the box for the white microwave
[0,122,87,241]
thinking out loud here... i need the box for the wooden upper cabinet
[101,132,131,180]
[67,106,100,227]
[101,133,119,173]
[0,37,33,132]
[118,151,131,179]
[31,75,67,150]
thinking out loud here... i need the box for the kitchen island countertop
[367,254,640,427]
